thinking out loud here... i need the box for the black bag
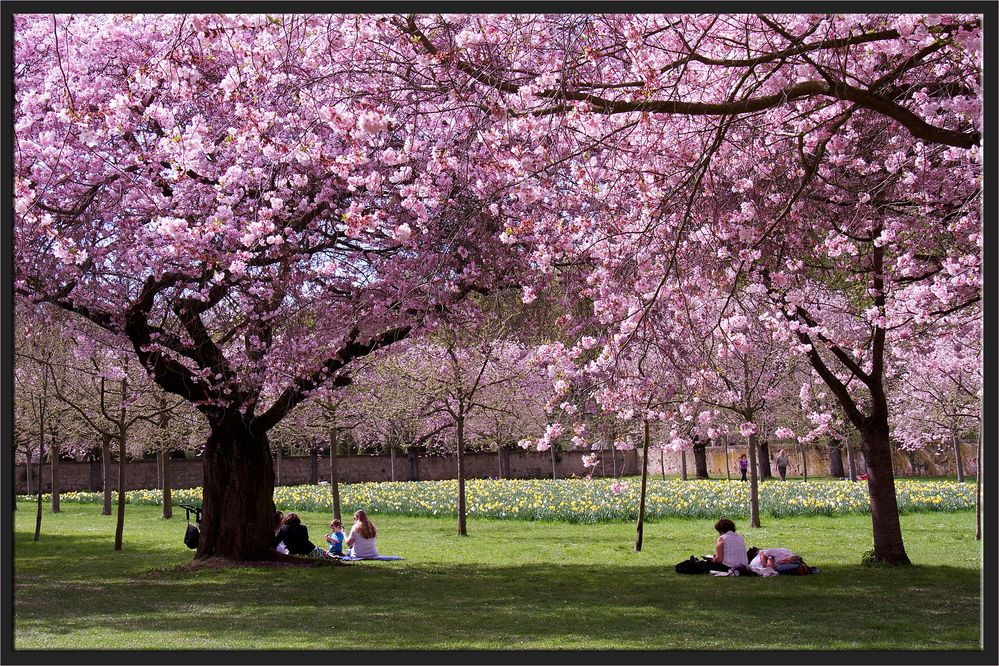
[184,523,200,549]
[675,556,711,575]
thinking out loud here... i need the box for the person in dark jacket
[274,512,326,558]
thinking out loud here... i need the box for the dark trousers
[778,466,787,481]
[740,469,747,481]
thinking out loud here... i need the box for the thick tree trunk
[829,440,845,478]
[114,430,126,551]
[196,414,277,561]
[748,434,761,528]
[162,452,173,519]
[680,448,688,481]
[860,423,910,564]
[50,442,60,513]
[635,420,651,552]
[692,439,710,479]
[757,440,773,480]
[310,447,320,485]
[456,417,468,536]
[101,436,113,516]
[951,433,964,483]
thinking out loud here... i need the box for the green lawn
[13,501,981,650]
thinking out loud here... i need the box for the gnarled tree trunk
[196,414,276,561]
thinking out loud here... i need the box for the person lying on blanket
[753,547,806,574]
[345,510,379,559]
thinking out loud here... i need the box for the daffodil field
[30,478,974,523]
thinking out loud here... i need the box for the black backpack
[183,523,200,550]
[675,556,711,575]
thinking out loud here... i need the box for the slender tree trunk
[274,447,282,487]
[456,416,468,536]
[34,391,45,542]
[951,433,964,483]
[659,447,666,481]
[550,443,556,480]
[162,452,172,519]
[757,440,773,480]
[89,452,101,492]
[680,448,688,481]
[346,443,352,484]
[114,427,126,552]
[799,442,808,482]
[25,454,33,497]
[50,441,60,513]
[635,420,651,551]
[611,438,617,478]
[748,433,761,528]
[860,422,910,564]
[829,439,845,478]
[310,447,320,485]
[329,428,341,522]
[157,451,163,490]
[101,435,113,516]
[975,425,981,540]
[600,446,606,477]
[723,436,731,481]
[389,443,396,482]
[196,413,277,560]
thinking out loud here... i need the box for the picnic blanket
[337,555,405,561]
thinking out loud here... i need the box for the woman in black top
[274,512,325,558]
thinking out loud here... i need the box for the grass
[13,500,982,651]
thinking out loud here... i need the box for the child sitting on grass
[325,519,345,557]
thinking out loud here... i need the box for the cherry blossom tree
[14,14,523,560]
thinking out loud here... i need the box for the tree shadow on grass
[14,533,981,651]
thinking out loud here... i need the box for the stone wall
[14,448,640,494]
[642,441,978,479]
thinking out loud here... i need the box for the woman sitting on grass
[274,512,326,559]
[709,518,748,572]
[345,510,378,559]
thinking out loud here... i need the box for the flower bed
[28,478,974,523]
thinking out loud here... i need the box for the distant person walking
[739,454,748,482]
[775,450,789,481]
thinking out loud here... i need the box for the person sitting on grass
[325,519,346,557]
[274,510,289,555]
[709,517,748,572]
[345,510,378,559]
[275,512,326,558]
